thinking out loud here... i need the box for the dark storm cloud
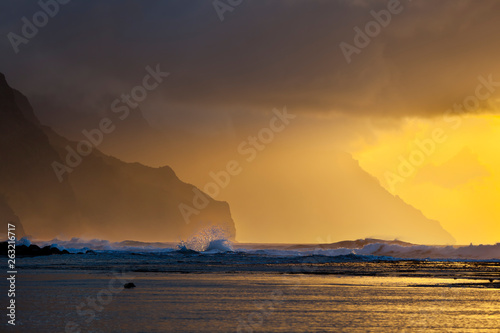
[1,0,500,127]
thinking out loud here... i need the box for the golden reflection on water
[13,272,500,332]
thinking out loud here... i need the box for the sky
[1,0,500,244]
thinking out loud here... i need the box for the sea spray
[16,236,500,260]
[178,225,233,252]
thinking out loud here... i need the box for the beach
[3,248,500,332]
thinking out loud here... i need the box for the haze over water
[6,232,500,332]
[2,0,500,332]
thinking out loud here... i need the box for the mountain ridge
[0,73,236,241]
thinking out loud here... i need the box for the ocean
[3,235,500,332]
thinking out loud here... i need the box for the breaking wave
[237,242,500,261]
[17,237,174,254]
[17,225,234,254]
[14,236,500,260]
[177,226,233,252]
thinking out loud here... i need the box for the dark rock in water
[176,243,199,255]
[177,248,199,255]
[124,283,136,289]
[0,242,70,257]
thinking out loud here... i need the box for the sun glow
[352,114,500,245]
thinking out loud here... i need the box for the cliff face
[0,73,81,237]
[323,152,456,245]
[0,194,25,239]
[231,148,455,245]
[0,73,235,241]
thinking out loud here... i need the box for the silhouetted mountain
[0,73,81,238]
[0,73,235,241]
[0,194,25,239]
[323,152,456,244]
[230,147,456,244]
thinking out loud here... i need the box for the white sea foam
[178,225,233,252]
[16,237,31,247]
[239,242,500,260]
[21,235,500,260]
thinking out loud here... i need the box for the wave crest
[178,226,233,252]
